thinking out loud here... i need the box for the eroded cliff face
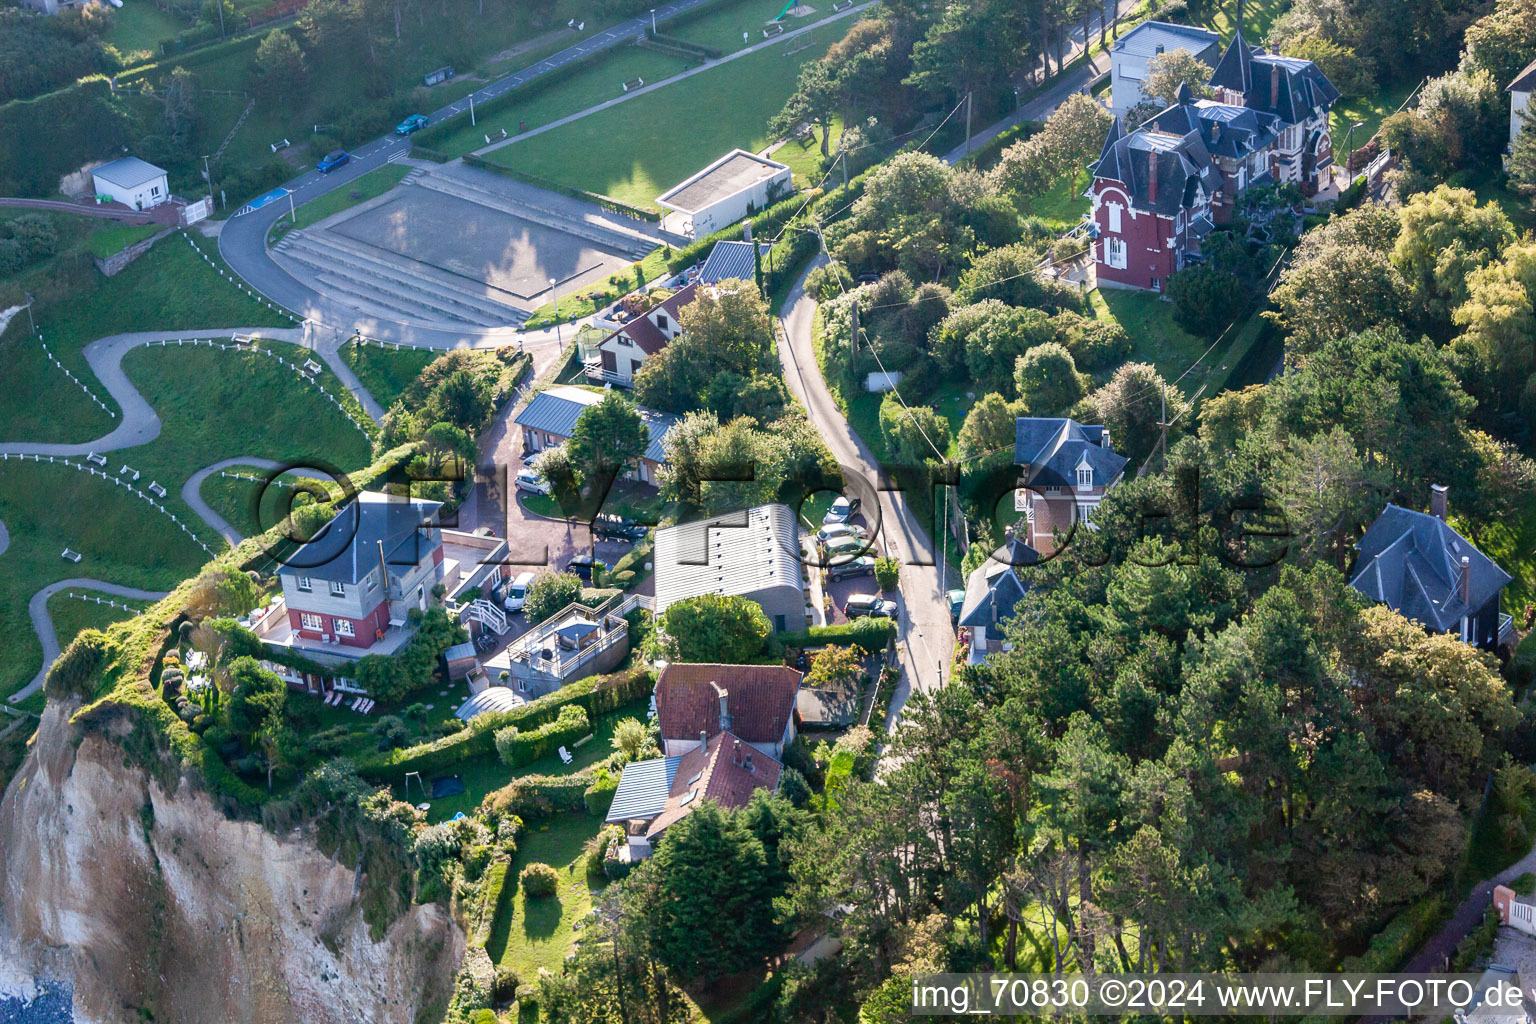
[0,700,463,1024]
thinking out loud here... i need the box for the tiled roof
[279,491,442,585]
[603,282,699,356]
[656,663,802,746]
[1350,504,1511,634]
[609,732,781,835]
[1015,418,1128,489]
[513,386,678,463]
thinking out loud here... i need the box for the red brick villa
[1090,31,1339,292]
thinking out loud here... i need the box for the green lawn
[102,0,188,60]
[926,380,977,458]
[1202,0,1293,43]
[1455,502,1536,617]
[0,460,206,702]
[84,223,162,260]
[669,0,845,54]
[0,236,293,444]
[268,164,412,244]
[1332,78,1418,155]
[338,342,437,410]
[197,463,340,542]
[484,17,854,210]
[46,590,148,652]
[1460,166,1536,235]
[1025,174,1091,229]
[1090,288,1208,395]
[521,247,671,328]
[419,44,697,161]
[486,812,607,980]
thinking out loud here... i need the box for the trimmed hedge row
[643,30,722,60]
[666,191,808,272]
[460,154,658,221]
[584,770,619,817]
[768,618,896,656]
[1340,894,1450,973]
[468,854,511,947]
[357,666,654,781]
[485,772,595,819]
[496,704,589,768]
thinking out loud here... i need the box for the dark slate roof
[1014,418,1129,488]
[279,491,442,585]
[513,385,678,463]
[91,156,167,189]
[1509,56,1536,93]
[957,537,1039,628]
[1148,98,1282,159]
[697,241,772,285]
[1350,504,1512,633]
[1208,32,1340,121]
[1091,115,1220,217]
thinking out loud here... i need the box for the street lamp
[1344,120,1365,182]
[550,278,562,352]
[650,7,656,32]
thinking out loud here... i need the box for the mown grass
[84,223,162,260]
[1090,288,1208,394]
[521,247,672,328]
[0,236,292,444]
[1332,78,1418,155]
[46,590,150,652]
[670,0,847,54]
[338,342,437,410]
[484,17,854,210]
[102,1,187,59]
[268,164,413,244]
[486,811,606,980]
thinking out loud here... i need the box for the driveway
[778,259,954,727]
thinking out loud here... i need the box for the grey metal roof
[606,753,681,823]
[444,642,478,662]
[92,157,167,190]
[513,385,678,464]
[1015,418,1128,489]
[653,503,805,615]
[698,240,772,284]
[1111,20,1220,60]
[1350,505,1512,633]
[278,491,442,585]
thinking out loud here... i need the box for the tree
[1462,0,1536,93]
[677,281,775,380]
[611,718,648,761]
[1511,105,1536,194]
[805,644,862,690]
[1280,32,1373,98]
[224,656,285,740]
[253,29,306,105]
[956,243,1083,311]
[569,391,648,486]
[1014,341,1084,416]
[660,594,772,662]
[524,571,582,624]
[1167,263,1246,338]
[1269,426,1386,565]
[658,410,719,507]
[426,368,490,432]
[770,58,839,157]
[1078,362,1187,466]
[1141,48,1214,105]
[956,392,1020,460]
[878,392,951,466]
[1451,239,1536,413]
[991,93,1114,197]
[952,301,1057,393]
[1392,184,1513,338]
[1268,203,1408,355]
[161,66,199,147]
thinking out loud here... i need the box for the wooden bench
[762,22,785,37]
[621,76,645,92]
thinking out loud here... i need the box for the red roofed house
[605,730,783,861]
[655,662,802,760]
[585,282,698,387]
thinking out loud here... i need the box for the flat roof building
[656,150,792,239]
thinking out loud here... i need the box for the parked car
[503,571,536,613]
[566,554,596,580]
[827,555,877,581]
[593,513,647,541]
[824,535,875,561]
[316,149,350,173]
[515,468,550,495]
[822,496,861,524]
[816,523,868,544]
[946,588,967,624]
[844,594,894,619]
[395,114,429,135]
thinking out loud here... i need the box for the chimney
[1270,62,1280,109]
[1147,152,1159,205]
[1101,428,1112,450]
[744,752,755,774]
[1155,43,1164,54]
[733,738,742,766]
[1270,40,1281,55]
[698,729,708,755]
[1430,484,1449,521]
[742,220,752,242]
[1459,556,1472,605]
[711,682,732,733]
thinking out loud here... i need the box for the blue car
[316,149,350,173]
[395,114,428,135]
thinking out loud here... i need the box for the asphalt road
[13,579,172,704]
[778,258,956,726]
[217,0,717,350]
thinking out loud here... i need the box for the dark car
[317,149,350,173]
[566,554,596,580]
[395,114,429,135]
[844,594,894,619]
[592,514,648,541]
[827,555,877,581]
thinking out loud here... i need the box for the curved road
[216,0,719,349]
[778,259,955,727]
[11,580,171,704]
[182,457,336,547]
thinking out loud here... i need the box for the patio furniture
[558,746,574,765]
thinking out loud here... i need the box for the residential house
[91,157,170,211]
[1510,57,1536,149]
[513,385,679,485]
[958,535,1039,664]
[1014,417,1128,553]
[254,491,444,670]
[483,594,639,698]
[1090,31,1339,292]
[1455,967,1534,1024]
[1109,21,1221,118]
[655,662,802,759]
[1349,485,1515,651]
[606,730,782,861]
[653,503,807,632]
[585,283,697,387]
[656,149,792,239]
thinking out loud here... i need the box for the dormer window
[1076,463,1093,491]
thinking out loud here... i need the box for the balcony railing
[1499,612,1517,648]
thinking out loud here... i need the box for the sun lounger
[558,746,574,765]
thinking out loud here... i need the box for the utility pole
[23,293,35,336]
[1158,382,1168,472]
[215,0,225,39]
[288,190,296,223]
[849,298,859,379]
[841,150,848,191]
[964,91,974,156]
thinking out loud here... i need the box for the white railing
[1499,613,1516,648]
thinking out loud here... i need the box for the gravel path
[10,579,171,704]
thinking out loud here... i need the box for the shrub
[520,861,560,897]
[495,704,589,768]
[480,772,594,820]
[660,593,771,663]
[874,556,900,591]
[45,629,111,700]
[767,619,895,657]
[584,769,619,817]
[524,571,583,624]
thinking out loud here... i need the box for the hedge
[584,771,619,817]
[460,154,658,221]
[485,773,595,819]
[767,618,896,657]
[468,854,511,947]
[496,704,589,768]
[666,191,809,273]
[1339,894,1450,972]
[356,666,654,781]
[643,30,722,60]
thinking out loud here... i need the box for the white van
[503,571,536,613]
